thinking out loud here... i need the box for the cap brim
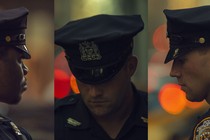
[15,45,31,59]
[164,48,175,63]
[164,45,193,64]
[68,58,126,85]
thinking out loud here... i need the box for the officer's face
[0,47,29,104]
[77,56,137,117]
[170,47,210,103]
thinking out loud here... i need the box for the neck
[205,90,210,105]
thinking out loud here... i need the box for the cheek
[5,61,23,86]
[76,84,88,98]
[108,76,130,100]
[183,60,201,78]
[183,60,209,92]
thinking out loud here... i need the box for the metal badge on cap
[79,41,102,61]
[173,48,179,58]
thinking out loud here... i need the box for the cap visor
[15,45,31,59]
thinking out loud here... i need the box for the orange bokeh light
[159,83,186,115]
[70,75,80,94]
[186,100,204,109]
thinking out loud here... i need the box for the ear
[126,56,138,77]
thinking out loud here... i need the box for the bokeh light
[152,24,169,51]
[186,100,204,109]
[158,83,186,115]
[54,69,71,99]
[54,50,71,75]
[70,75,80,94]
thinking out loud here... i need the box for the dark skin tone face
[0,47,29,104]
[170,47,210,104]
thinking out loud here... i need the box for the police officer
[163,6,210,140]
[55,14,148,140]
[0,7,32,140]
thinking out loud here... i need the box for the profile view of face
[0,47,29,104]
[170,48,210,103]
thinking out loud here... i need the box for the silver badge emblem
[79,41,102,61]
[194,117,210,140]
[67,117,82,126]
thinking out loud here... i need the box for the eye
[175,57,186,65]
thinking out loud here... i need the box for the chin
[7,96,22,105]
[186,96,204,102]
[91,108,111,117]
[92,110,107,116]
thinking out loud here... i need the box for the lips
[178,84,188,93]
[88,100,109,105]
[177,80,185,86]
[21,80,28,92]
[89,100,108,103]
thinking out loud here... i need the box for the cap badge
[91,68,103,77]
[173,48,179,58]
[79,41,102,61]
[67,117,81,126]
[198,37,205,44]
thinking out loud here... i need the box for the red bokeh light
[54,69,71,99]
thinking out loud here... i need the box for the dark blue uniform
[0,115,32,140]
[55,85,148,140]
[189,109,210,140]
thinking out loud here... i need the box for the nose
[169,61,181,78]
[89,85,103,97]
[22,63,29,75]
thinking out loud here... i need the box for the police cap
[164,5,210,63]
[55,14,144,84]
[0,7,30,59]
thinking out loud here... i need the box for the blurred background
[2,1,209,140]
[0,1,54,140]
[148,0,210,140]
[54,0,148,99]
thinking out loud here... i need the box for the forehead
[177,47,209,61]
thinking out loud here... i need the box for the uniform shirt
[55,85,148,140]
[0,114,32,140]
[189,109,210,140]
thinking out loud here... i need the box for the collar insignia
[141,117,148,123]
[79,41,102,61]
[10,121,23,136]
[67,117,81,126]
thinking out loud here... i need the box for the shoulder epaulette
[55,94,79,110]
